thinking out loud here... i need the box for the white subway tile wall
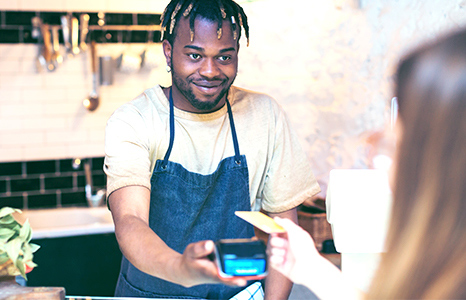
[0,43,171,162]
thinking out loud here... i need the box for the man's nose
[199,58,221,78]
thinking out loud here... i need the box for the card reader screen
[215,239,268,277]
[224,258,266,276]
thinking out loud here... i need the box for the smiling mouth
[192,81,224,93]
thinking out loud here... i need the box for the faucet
[74,158,106,207]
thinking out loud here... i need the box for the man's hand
[176,240,248,288]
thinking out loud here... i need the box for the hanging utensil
[51,26,63,67]
[40,24,54,72]
[60,14,72,56]
[83,41,99,111]
[71,16,80,55]
[32,17,46,72]
[79,14,90,52]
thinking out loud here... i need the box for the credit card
[235,211,286,234]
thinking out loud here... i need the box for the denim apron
[114,89,256,299]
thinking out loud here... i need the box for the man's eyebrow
[219,47,236,53]
[184,45,237,53]
[184,45,203,51]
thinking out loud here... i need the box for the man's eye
[188,53,201,60]
[218,56,231,62]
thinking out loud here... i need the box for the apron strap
[163,89,242,167]
[225,97,242,165]
[162,88,175,168]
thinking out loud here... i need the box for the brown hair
[367,29,466,299]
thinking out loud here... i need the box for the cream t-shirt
[104,85,320,213]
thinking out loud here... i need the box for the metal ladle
[50,26,63,68]
[83,41,99,111]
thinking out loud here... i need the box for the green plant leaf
[19,219,32,242]
[29,243,40,253]
[0,228,15,244]
[0,207,39,279]
[0,254,10,265]
[15,256,26,278]
[5,238,21,265]
[22,244,32,261]
[0,214,18,225]
[25,260,37,268]
[0,207,21,219]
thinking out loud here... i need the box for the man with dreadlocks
[104,0,320,299]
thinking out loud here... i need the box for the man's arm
[109,185,248,287]
[262,207,299,300]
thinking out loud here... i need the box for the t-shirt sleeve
[104,103,153,198]
[260,104,321,213]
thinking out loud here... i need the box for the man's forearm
[264,266,293,300]
[114,213,185,284]
[109,186,186,285]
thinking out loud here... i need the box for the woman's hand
[267,217,321,285]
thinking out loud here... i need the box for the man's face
[163,16,239,113]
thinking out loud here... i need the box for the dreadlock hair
[160,0,249,47]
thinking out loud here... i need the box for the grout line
[22,192,28,209]
[39,174,45,192]
[72,172,78,190]
[21,161,27,178]
[55,160,60,175]
[5,178,11,195]
[56,190,62,207]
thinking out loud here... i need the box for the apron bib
[115,88,255,299]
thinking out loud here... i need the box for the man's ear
[162,40,172,67]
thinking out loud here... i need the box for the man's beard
[172,73,233,112]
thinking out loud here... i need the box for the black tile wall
[0,156,106,210]
[92,157,105,171]
[28,193,58,209]
[0,162,22,176]
[5,11,37,26]
[1,196,23,209]
[26,160,56,174]
[105,13,134,26]
[0,10,162,44]
[92,174,106,187]
[61,191,86,207]
[39,12,62,25]
[44,176,73,190]
[60,158,82,173]
[0,180,6,194]
[137,14,161,26]
[10,178,41,192]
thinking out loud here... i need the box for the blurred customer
[268,28,466,300]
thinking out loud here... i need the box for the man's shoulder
[230,86,283,113]
[113,85,165,114]
[231,85,272,99]
[111,85,164,119]
[230,86,277,106]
